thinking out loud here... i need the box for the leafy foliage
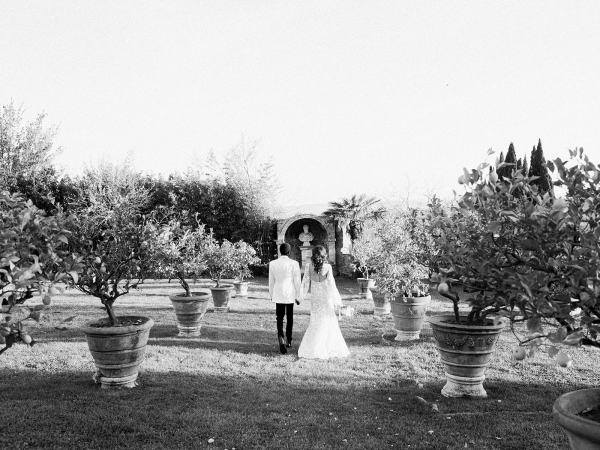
[350,221,382,279]
[204,236,239,287]
[0,191,77,354]
[431,149,600,350]
[372,213,430,298]
[231,240,260,282]
[149,215,210,296]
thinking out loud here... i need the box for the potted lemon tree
[65,177,157,389]
[373,213,431,339]
[204,236,238,311]
[231,241,260,297]
[0,191,77,355]
[151,217,211,336]
[350,223,382,307]
[428,149,600,409]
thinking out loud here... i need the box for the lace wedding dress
[298,263,350,359]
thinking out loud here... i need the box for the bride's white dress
[298,263,350,359]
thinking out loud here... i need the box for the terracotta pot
[391,295,431,341]
[429,314,505,398]
[372,290,391,316]
[553,388,600,449]
[233,281,249,297]
[82,316,154,389]
[357,278,375,300]
[169,292,210,336]
[210,284,234,311]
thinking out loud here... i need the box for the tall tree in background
[222,138,280,221]
[522,155,528,176]
[0,102,61,207]
[516,158,522,171]
[498,143,517,179]
[323,194,386,243]
[528,139,552,194]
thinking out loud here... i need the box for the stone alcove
[276,214,336,269]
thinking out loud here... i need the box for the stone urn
[169,292,210,336]
[553,388,600,450]
[429,315,505,398]
[372,288,391,316]
[357,278,375,301]
[210,284,234,311]
[82,316,154,389]
[233,280,249,297]
[391,295,431,341]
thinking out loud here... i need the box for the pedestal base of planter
[177,324,202,337]
[213,306,230,312]
[395,329,421,341]
[441,373,488,398]
[99,373,138,389]
[374,304,391,316]
[357,278,375,301]
[233,281,249,297]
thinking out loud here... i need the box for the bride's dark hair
[311,245,328,273]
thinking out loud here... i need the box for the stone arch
[276,214,336,266]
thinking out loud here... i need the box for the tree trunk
[179,274,190,297]
[104,299,118,326]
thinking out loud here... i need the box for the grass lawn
[1,277,598,449]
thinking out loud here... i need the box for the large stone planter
[210,284,234,311]
[429,315,505,398]
[391,295,431,341]
[169,292,210,336]
[357,278,375,301]
[233,281,249,297]
[372,289,391,316]
[553,388,600,450]
[82,316,154,389]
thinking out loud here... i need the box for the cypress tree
[522,155,528,176]
[516,158,522,170]
[502,143,517,179]
[528,146,536,177]
[529,139,552,194]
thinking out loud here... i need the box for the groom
[269,243,301,354]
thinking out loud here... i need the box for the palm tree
[323,194,386,243]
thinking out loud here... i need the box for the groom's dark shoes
[278,335,287,354]
[286,338,292,348]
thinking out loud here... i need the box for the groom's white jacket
[268,255,301,304]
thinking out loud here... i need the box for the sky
[1,1,600,209]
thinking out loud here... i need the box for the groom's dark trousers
[276,303,294,342]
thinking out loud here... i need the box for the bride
[298,246,350,359]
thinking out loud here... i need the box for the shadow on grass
[149,324,284,355]
[0,368,578,450]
